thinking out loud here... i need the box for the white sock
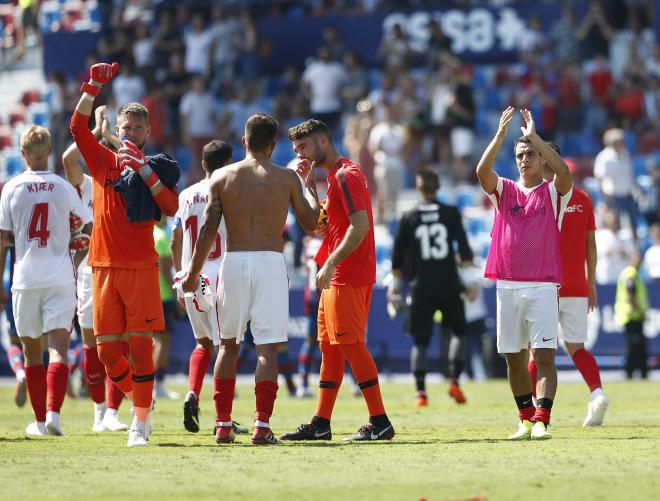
[255,419,269,428]
[16,368,25,382]
[94,401,107,413]
[105,408,118,417]
[590,388,605,400]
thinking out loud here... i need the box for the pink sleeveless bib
[485,178,563,283]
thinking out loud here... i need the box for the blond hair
[117,102,149,123]
[20,125,51,157]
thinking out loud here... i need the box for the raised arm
[519,108,572,195]
[181,178,223,293]
[291,160,320,232]
[316,210,369,289]
[70,62,119,176]
[476,106,514,194]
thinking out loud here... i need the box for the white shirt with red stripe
[0,170,91,290]
[174,178,226,279]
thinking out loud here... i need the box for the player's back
[399,202,466,293]
[0,170,82,289]
[213,158,293,253]
[178,179,226,270]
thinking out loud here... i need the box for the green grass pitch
[1,379,659,501]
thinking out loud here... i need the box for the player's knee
[532,349,556,368]
[129,336,155,375]
[97,340,123,367]
[197,337,214,352]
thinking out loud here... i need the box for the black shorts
[406,290,466,341]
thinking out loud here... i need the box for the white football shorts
[77,265,93,329]
[13,282,77,338]
[217,251,288,345]
[496,285,559,353]
[185,264,220,345]
[558,297,589,343]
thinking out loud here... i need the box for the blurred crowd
[1,0,660,283]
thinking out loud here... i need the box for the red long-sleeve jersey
[70,110,178,269]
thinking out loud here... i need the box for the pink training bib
[485,178,563,283]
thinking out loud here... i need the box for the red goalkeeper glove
[69,212,84,233]
[119,140,160,188]
[70,233,91,252]
[80,62,119,96]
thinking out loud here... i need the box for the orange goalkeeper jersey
[70,111,178,269]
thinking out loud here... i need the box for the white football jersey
[74,174,94,271]
[0,170,91,290]
[175,178,226,277]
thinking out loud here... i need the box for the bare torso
[211,157,293,252]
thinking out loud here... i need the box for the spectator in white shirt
[368,102,406,223]
[302,46,347,136]
[595,209,635,284]
[179,76,218,182]
[643,223,660,282]
[112,62,146,106]
[209,5,241,92]
[593,128,640,240]
[184,14,213,76]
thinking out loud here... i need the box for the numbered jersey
[175,179,226,277]
[0,170,91,290]
[75,174,94,270]
[392,201,473,295]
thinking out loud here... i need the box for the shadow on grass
[0,437,31,443]
[156,439,436,448]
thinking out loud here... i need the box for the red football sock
[528,358,538,399]
[129,336,154,415]
[47,362,69,413]
[188,346,212,399]
[314,342,344,421]
[83,346,107,404]
[571,348,602,392]
[533,407,551,425]
[214,378,236,422]
[25,364,47,422]
[255,380,278,424]
[340,343,385,417]
[106,376,124,410]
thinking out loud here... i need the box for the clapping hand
[519,108,536,138]
[498,106,515,136]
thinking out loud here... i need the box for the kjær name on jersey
[26,182,55,193]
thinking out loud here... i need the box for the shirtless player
[182,113,319,445]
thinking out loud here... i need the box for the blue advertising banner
[42,2,571,79]
[161,282,659,376]
[257,3,565,70]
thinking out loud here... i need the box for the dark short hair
[416,169,439,193]
[288,119,333,141]
[245,113,278,152]
[546,141,560,155]
[513,136,533,153]
[117,102,149,123]
[203,140,233,172]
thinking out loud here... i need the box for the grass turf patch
[1,379,659,500]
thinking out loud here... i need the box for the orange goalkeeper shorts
[92,267,164,336]
[317,284,372,345]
